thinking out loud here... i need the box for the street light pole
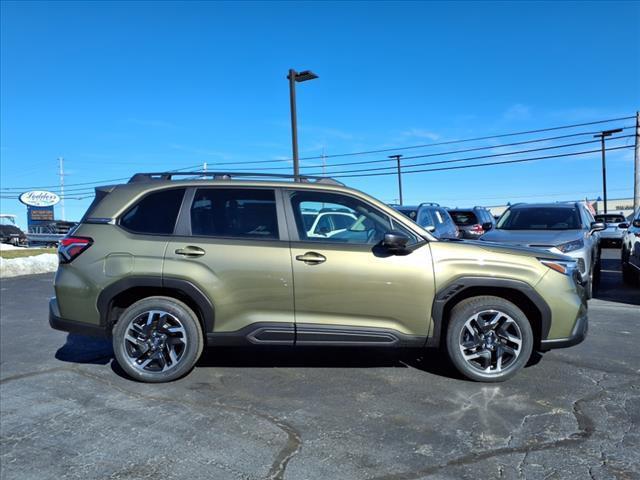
[594,128,623,215]
[287,69,318,181]
[389,154,403,205]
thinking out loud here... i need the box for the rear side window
[120,188,185,234]
[190,188,279,240]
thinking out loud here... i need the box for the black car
[447,207,495,239]
[392,203,460,239]
[0,215,27,246]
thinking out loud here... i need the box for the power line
[0,164,202,191]
[296,115,636,161]
[2,116,634,191]
[330,145,634,179]
[303,135,634,176]
[195,115,636,167]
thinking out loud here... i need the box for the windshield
[497,207,582,230]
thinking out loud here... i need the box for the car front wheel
[446,296,533,382]
[113,296,204,383]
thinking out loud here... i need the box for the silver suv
[480,202,605,298]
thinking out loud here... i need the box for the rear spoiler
[79,185,118,224]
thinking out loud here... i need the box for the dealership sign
[19,190,60,207]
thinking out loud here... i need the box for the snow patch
[0,243,24,251]
[0,254,59,278]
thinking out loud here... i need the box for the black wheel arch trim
[427,276,552,348]
[96,275,215,333]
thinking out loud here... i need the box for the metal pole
[634,111,640,214]
[389,155,403,205]
[58,157,65,221]
[288,69,300,181]
[600,136,608,215]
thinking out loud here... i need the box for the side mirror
[618,222,629,229]
[589,221,606,234]
[425,225,436,233]
[382,231,410,253]
[633,219,640,228]
[481,222,493,231]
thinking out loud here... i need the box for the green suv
[50,172,588,383]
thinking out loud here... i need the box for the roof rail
[127,171,345,186]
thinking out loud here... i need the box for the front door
[284,189,435,344]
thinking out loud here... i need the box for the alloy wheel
[458,309,523,373]
[122,310,188,373]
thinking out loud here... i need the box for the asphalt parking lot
[1,248,638,480]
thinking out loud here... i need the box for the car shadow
[55,335,546,382]
[594,248,640,306]
[196,345,467,379]
[55,334,113,365]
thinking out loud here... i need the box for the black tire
[622,260,639,285]
[112,296,204,383]
[446,296,533,382]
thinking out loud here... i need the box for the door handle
[175,246,206,257]
[295,252,326,264]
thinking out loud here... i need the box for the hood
[479,229,582,248]
[439,238,568,260]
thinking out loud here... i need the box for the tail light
[58,236,93,263]
[470,224,484,234]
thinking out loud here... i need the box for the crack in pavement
[369,380,638,480]
[0,365,302,480]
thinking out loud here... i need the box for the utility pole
[389,154,403,205]
[203,162,207,174]
[634,111,639,214]
[287,69,318,181]
[58,157,65,221]
[321,146,326,176]
[593,128,623,215]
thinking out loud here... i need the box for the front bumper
[539,313,588,350]
[49,297,109,338]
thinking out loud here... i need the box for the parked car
[594,213,628,247]
[621,208,640,285]
[480,202,605,298]
[51,172,588,383]
[0,214,27,246]
[392,203,460,239]
[303,208,357,238]
[448,207,496,239]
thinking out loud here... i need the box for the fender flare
[97,276,215,333]
[427,276,552,348]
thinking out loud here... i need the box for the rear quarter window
[120,188,185,235]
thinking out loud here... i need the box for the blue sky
[1,0,639,227]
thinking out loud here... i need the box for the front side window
[190,188,279,239]
[290,191,411,245]
[120,188,185,235]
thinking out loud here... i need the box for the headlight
[539,258,578,276]
[556,238,584,253]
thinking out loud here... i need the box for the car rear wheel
[113,296,204,383]
[446,296,533,382]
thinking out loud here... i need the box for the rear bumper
[539,313,588,350]
[49,297,109,338]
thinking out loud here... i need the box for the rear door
[284,188,435,343]
[164,187,294,341]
